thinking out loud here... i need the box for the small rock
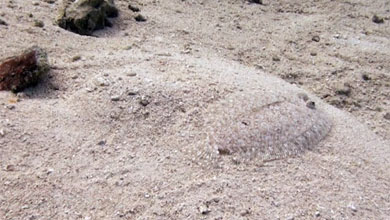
[56,0,119,35]
[94,77,109,86]
[312,35,320,42]
[71,55,81,62]
[139,96,151,106]
[47,168,54,174]
[306,101,316,109]
[128,4,140,12]
[372,15,384,24]
[272,56,281,62]
[0,129,5,137]
[127,73,137,77]
[5,164,15,172]
[33,20,44,28]
[0,46,49,92]
[43,0,55,4]
[348,203,357,212]
[335,83,351,96]
[110,95,120,101]
[314,211,320,217]
[128,90,138,96]
[6,105,15,110]
[310,52,317,56]
[362,74,371,81]
[199,205,211,215]
[134,14,147,22]
[86,87,95,92]
[97,140,106,146]
[0,18,7,26]
[16,92,28,99]
[249,0,263,4]
[384,113,390,120]
[240,209,251,216]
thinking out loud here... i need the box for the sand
[0,0,389,219]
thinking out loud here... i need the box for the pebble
[240,209,251,216]
[0,18,7,26]
[128,90,138,96]
[249,0,263,4]
[372,15,384,24]
[5,164,15,172]
[94,77,109,86]
[139,96,151,106]
[314,211,320,217]
[348,203,357,212]
[111,95,121,101]
[33,20,44,28]
[127,73,137,77]
[135,14,147,22]
[310,52,317,56]
[362,74,371,81]
[0,129,5,137]
[335,83,351,96]
[199,205,211,215]
[384,113,390,120]
[71,55,81,62]
[128,4,140,12]
[97,140,106,146]
[86,87,95,92]
[47,168,54,174]
[312,35,320,42]
[6,105,15,110]
[306,101,316,109]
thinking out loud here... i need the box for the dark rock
[139,96,151,106]
[272,56,280,62]
[249,0,263,4]
[71,55,81,62]
[312,35,320,42]
[362,74,371,81]
[0,18,7,26]
[128,91,138,96]
[43,0,56,4]
[372,15,384,24]
[306,101,316,109]
[5,164,15,172]
[134,14,147,22]
[384,113,390,120]
[110,95,120,101]
[97,140,106,146]
[56,0,119,35]
[0,47,49,92]
[128,4,140,12]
